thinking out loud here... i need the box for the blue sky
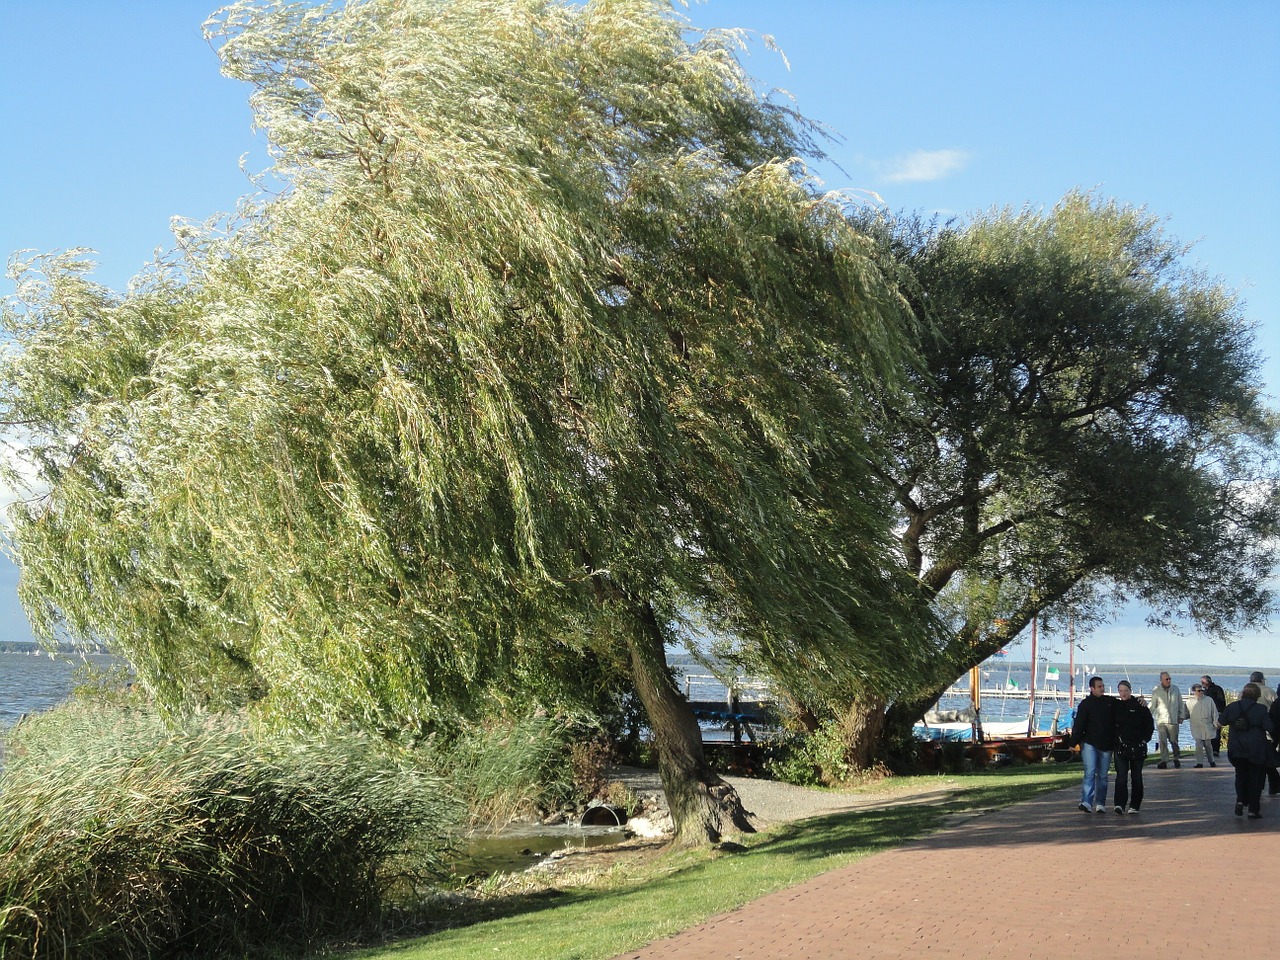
[1,0,1278,668]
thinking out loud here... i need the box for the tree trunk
[837,692,887,773]
[885,687,949,734]
[835,688,942,772]
[626,601,756,846]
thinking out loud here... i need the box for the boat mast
[1028,615,1037,736]
[969,664,983,742]
[1067,613,1076,702]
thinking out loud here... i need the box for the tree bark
[837,692,887,773]
[626,601,756,846]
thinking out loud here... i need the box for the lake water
[0,648,120,729]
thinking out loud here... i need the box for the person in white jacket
[1249,671,1275,708]
[1150,672,1189,768]
[1188,683,1219,767]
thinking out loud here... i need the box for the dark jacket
[1070,694,1118,750]
[1221,697,1275,765]
[1269,699,1280,768]
[1204,682,1227,713]
[1115,696,1154,747]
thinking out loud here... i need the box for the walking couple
[1069,676,1153,814]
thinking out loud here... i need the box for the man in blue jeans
[1069,676,1117,813]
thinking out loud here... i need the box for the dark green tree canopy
[858,192,1279,706]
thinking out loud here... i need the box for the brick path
[614,763,1278,960]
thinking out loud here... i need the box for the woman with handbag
[1113,680,1154,814]
[1188,683,1219,767]
[1219,682,1276,818]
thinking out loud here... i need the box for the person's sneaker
[1173,759,1182,768]
[1157,762,1168,769]
[1078,803,1091,812]
[1210,762,1217,767]
[1114,805,1124,814]
[1126,807,1140,814]
[1248,812,1262,819]
[1194,763,1204,768]
[1094,804,1105,813]
[1235,802,1245,816]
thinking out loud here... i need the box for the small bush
[764,723,856,787]
[880,720,933,775]
[0,703,458,959]
[598,779,638,816]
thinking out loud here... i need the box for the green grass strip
[347,765,1077,960]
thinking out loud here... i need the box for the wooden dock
[682,673,775,745]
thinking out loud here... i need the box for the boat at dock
[915,617,1075,767]
[915,699,1069,768]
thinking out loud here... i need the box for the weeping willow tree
[0,0,934,844]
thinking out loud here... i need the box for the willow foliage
[1,0,934,735]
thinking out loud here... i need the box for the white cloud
[882,148,971,184]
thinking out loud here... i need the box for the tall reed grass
[442,714,578,829]
[0,704,458,959]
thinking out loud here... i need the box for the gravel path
[606,766,964,828]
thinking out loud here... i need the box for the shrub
[763,722,856,787]
[0,703,458,959]
[568,734,618,801]
[880,720,933,774]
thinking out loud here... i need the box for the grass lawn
[342,764,1077,960]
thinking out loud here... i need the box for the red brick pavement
[614,764,1278,960]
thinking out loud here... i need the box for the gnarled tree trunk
[626,601,755,846]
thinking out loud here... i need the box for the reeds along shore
[0,703,466,960]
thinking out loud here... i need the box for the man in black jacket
[1269,693,1280,798]
[1069,676,1117,813]
[1113,680,1155,814]
[1200,675,1227,756]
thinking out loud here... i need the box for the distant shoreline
[1035,663,1280,675]
[0,641,112,655]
